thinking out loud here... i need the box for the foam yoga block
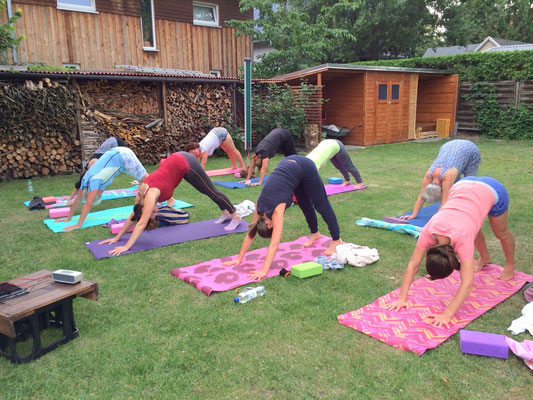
[460,329,509,359]
[291,261,323,278]
[49,207,70,218]
[42,196,56,204]
[327,177,343,184]
[111,223,134,234]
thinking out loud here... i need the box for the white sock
[215,213,232,224]
[224,218,241,231]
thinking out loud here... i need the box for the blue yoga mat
[24,186,139,208]
[397,203,440,228]
[214,176,269,189]
[44,200,194,233]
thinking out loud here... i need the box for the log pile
[0,79,81,180]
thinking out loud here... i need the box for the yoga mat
[24,186,139,209]
[170,235,332,296]
[338,264,533,355]
[396,203,441,228]
[214,176,269,189]
[85,218,248,259]
[324,184,366,196]
[206,167,240,177]
[44,200,193,233]
[355,218,422,238]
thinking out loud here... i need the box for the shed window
[378,84,388,100]
[391,84,400,100]
[57,0,96,13]
[141,0,157,50]
[194,2,219,27]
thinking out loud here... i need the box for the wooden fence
[456,80,533,132]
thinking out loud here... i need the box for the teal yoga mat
[44,200,194,233]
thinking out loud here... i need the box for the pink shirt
[416,181,495,262]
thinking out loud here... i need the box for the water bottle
[27,179,33,192]
[234,286,266,304]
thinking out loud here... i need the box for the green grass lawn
[0,138,532,399]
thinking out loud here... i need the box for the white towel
[332,243,379,267]
[507,302,533,336]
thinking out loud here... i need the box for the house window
[209,70,221,77]
[141,0,157,50]
[193,2,219,27]
[378,84,388,100]
[391,84,400,100]
[57,0,96,13]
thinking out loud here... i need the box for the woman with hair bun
[99,151,241,255]
[401,139,481,220]
[223,155,342,280]
[387,176,515,328]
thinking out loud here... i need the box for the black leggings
[180,152,236,214]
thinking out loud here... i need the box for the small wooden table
[0,270,98,364]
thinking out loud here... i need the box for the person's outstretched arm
[98,212,135,246]
[438,170,457,211]
[400,171,431,220]
[222,209,261,266]
[200,151,209,169]
[62,190,100,231]
[251,158,269,186]
[55,189,84,224]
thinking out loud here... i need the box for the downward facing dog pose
[100,151,241,255]
[306,139,364,188]
[70,137,127,200]
[57,147,148,231]
[243,128,297,186]
[402,139,481,220]
[224,155,342,280]
[184,127,245,170]
[387,177,515,328]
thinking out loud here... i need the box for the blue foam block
[327,177,343,184]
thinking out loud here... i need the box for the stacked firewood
[0,80,81,180]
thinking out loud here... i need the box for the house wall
[9,1,251,76]
[416,75,458,133]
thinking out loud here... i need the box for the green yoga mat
[44,200,194,233]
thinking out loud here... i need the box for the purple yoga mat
[85,218,248,259]
[325,184,366,196]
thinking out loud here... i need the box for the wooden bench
[0,270,98,364]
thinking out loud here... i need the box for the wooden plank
[121,15,130,66]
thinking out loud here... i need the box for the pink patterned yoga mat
[170,235,332,296]
[325,184,366,196]
[338,264,533,355]
[206,167,240,177]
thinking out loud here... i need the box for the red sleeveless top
[144,153,190,201]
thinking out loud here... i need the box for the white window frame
[193,2,219,27]
[209,70,221,77]
[57,0,97,13]
[141,0,157,51]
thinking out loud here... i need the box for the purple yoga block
[459,329,509,359]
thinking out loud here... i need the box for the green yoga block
[291,262,323,279]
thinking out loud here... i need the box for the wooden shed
[276,64,459,146]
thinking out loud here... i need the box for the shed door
[374,81,402,144]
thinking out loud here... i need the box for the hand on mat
[423,313,452,329]
[248,269,267,280]
[54,217,70,223]
[222,259,241,267]
[384,298,410,311]
[250,182,260,187]
[62,224,79,232]
[98,237,120,245]
[399,215,415,221]
[108,245,129,256]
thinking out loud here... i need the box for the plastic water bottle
[234,286,266,304]
[27,179,33,192]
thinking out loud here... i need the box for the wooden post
[161,82,168,127]
[317,73,322,87]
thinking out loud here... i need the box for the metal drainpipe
[6,0,18,64]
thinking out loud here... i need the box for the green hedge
[354,50,533,82]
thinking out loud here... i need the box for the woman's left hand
[62,224,79,232]
[108,245,130,256]
[248,269,267,280]
[423,313,452,329]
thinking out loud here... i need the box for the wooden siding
[290,85,322,125]
[154,0,191,23]
[408,74,418,140]
[11,3,251,76]
[416,75,458,132]
[323,73,365,146]
[98,0,140,17]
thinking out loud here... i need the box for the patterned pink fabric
[170,235,332,296]
[324,184,366,196]
[206,167,240,177]
[506,337,533,371]
[338,264,533,355]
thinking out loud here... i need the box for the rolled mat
[85,218,248,259]
[170,235,332,296]
[25,186,139,209]
[338,264,533,355]
[44,200,193,233]
[324,184,366,196]
[214,176,269,189]
[395,203,441,228]
[206,167,240,177]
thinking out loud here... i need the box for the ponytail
[247,212,272,239]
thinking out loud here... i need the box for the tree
[0,0,24,60]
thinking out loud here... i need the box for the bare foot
[474,257,490,272]
[324,239,342,256]
[341,181,350,187]
[353,182,365,189]
[499,265,515,281]
[304,232,322,247]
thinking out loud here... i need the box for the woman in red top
[99,151,241,255]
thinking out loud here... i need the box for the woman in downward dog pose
[306,139,364,188]
[224,155,342,280]
[100,151,242,255]
[386,176,515,328]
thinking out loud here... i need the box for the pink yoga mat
[206,167,240,177]
[170,235,332,296]
[338,264,533,355]
[325,184,366,196]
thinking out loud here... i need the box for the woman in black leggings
[225,155,342,280]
